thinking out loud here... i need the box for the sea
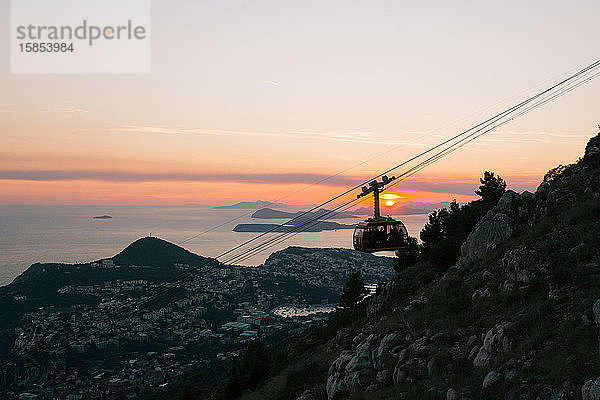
[0,205,429,287]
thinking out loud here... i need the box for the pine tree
[339,271,369,309]
[475,171,506,204]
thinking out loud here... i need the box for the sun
[381,193,403,207]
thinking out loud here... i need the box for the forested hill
[0,237,218,329]
[112,236,214,268]
[212,131,600,400]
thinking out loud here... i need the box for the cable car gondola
[353,176,409,253]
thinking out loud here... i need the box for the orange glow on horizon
[0,178,481,205]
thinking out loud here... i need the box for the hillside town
[3,246,394,399]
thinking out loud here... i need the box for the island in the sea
[214,200,291,209]
[92,215,113,219]
[251,207,361,220]
[233,221,354,232]
[233,207,358,232]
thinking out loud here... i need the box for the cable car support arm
[356,175,397,219]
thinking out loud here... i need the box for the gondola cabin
[352,176,411,253]
[353,217,408,252]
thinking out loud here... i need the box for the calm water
[0,205,429,287]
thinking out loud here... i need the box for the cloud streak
[112,125,433,148]
[0,169,483,195]
[0,169,359,186]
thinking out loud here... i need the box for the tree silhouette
[420,208,450,252]
[339,270,369,309]
[394,236,421,272]
[475,171,506,204]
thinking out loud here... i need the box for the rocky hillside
[232,132,600,400]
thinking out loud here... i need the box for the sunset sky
[1,0,599,207]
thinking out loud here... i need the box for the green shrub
[394,237,421,272]
[219,340,273,399]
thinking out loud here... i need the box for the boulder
[344,370,371,393]
[582,377,600,400]
[495,190,519,215]
[328,350,353,375]
[473,322,513,367]
[460,192,519,262]
[326,350,353,399]
[482,270,495,281]
[472,287,491,299]
[296,389,318,400]
[326,373,346,400]
[327,335,380,399]
[468,345,479,360]
[397,348,409,363]
[446,388,459,400]
[396,357,427,380]
[352,332,367,347]
[346,334,378,372]
[501,280,515,292]
[592,299,600,329]
[482,369,502,390]
[373,332,401,370]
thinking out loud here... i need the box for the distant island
[251,207,359,220]
[233,221,354,232]
[214,200,292,209]
[92,215,112,219]
[231,207,359,232]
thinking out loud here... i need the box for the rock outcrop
[472,322,513,367]
[582,377,600,400]
[460,190,520,262]
[327,333,406,399]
